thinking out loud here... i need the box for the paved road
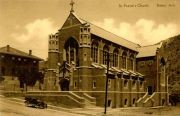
[0,96,84,116]
[0,95,180,116]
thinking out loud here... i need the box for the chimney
[7,45,10,52]
[29,50,32,55]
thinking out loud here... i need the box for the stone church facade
[45,4,168,108]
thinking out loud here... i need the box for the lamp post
[104,52,110,114]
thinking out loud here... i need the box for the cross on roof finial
[70,0,75,13]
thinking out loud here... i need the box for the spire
[70,0,75,13]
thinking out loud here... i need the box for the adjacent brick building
[0,45,43,91]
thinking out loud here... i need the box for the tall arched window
[113,48,118,67]
[129,54,134,71]
[91,41,98,63]
[64,37,79,65]
[103,45,109,65]
[70,48,75,62]
[122,51,127,69]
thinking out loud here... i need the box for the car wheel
[39,105,44,109]
[25,101,28,106]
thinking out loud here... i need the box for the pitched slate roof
[137,43,162,58]
[70,13,139,51]
[89,22,139,51]
[0,45,43,60]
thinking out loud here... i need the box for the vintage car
[25,97,47,109]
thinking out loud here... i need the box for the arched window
[124,99,128,105]
[64,37,79,65]
[113,48,118,67]
[124,79,128,87]
[70,48,75,61]
[103,45,109,65]
[122,52,127,69]
[140,81,143,88]
[129,54,134,71]
[91,41,98,63]
[133,98,136,105]
[132,80,136,88]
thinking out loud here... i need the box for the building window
[124,99,128,106]
[80,35,83,44]
[162,99,165,106]
[140,81,143,88]
[84,28,87,32]
[108,99,111,107]
[103,45,109,65]
[132,80,136,88]
[87,36,90,45]
[12,57,15,60]
[124,80,128,87]
[93,80,96,89]
[133,98,136,105]
[122,52,127,69]
[80,28,83,32]
[113,48,118,67]
[74,81,77,88]
[129,54,134,71]
[148,60,153,66]
[130,59,133,70]
[64,38,78,65]
[18,58,21,61]
[83,35,87,44]
[91,42,98,63]
[108,79,111,88]
[70,48,75,62]
[140,61,145,67]
[1,66,5,75]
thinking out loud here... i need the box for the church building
[45,1,168,108]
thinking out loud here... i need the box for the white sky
[0,0,180,59]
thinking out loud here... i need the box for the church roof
[137,43,162,58]
[70,12,139,52]
[0,45,43,60]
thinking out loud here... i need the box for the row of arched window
[91,41,135,70]
[63,38,135,70]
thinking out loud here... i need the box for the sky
[0,0,180,59]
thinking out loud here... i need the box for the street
[0,95,180,116]
[0,96,83,116]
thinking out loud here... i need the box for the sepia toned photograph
[0,0,180,115]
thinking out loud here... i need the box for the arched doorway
[59,78,70,91]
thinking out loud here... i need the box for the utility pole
[104,52,110,114]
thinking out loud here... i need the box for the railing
[83,93,96,103]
